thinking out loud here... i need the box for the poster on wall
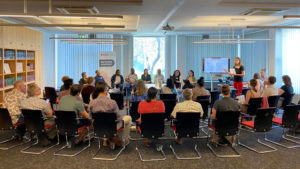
[99,52,116,87]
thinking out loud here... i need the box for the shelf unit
[0,48,36,106]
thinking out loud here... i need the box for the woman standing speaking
[223,57,245,96]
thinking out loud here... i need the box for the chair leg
[54,131,91,157]
[21,134,59,155]
[92,138,126,161]
[0,136,28,150]
[136,143,166,162]
[170,138,201,160]
[264,129,300,148]
[238,132,277,153]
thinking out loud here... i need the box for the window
[133,37,165,80]
[282,29,300,93]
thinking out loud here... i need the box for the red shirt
[138,100,165,114]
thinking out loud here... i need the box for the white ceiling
[0,0,300,35]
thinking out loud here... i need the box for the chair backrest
[210,91,220,108]
[21,109,45,133]
[254,108,276,132]
[247,97,263,115]
[282,93,295,108]
[281,105,300,128]
[196,95,210,100]
[92,112,118,138]
[242,88,250,96]
[110,93,124,109]
[163,100,177,120]
[140,113,165,139]
[195,99,209,120]
[231,89,237,99]
[81,93,91,104]
[215,111,240,136]
[129,101,140,122]
[268,95,280,108]
[175,113,200,138]
[0,108,13,130]
[44,87,57,104]
[160,94,177,101]
[54,111,78,135]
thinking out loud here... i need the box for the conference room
[0,0,300,169]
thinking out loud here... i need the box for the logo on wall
[99,59,115,67]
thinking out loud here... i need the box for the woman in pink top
[138,87,165,147]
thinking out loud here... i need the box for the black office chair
[210,91,220,108]
[21,109,58,154]
[231,89,237,99]
[92,113,126,160]
[0,108,26,150]
[243,97,263,116]
[195,99,210,137]
[241,88,250,96]
[54,111,91,157]
[44,87,58,109]
[81,93,91,104]
[265,105,300,148]
[170,113,201,160]
[110,93,124,110]
[129,101,140,123]
[196,95,210,100]
[207,111,241,158]
[163,100,177,120]
[281,93,295,108]
[160,93,177,101]
[136,113,166,161]
[268,95,280,108]
[239,108,277,153]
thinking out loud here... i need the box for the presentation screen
[202,57,230,74]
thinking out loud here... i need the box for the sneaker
[175,138,182,145]
[144,139,151,147]
[22,135,31,143]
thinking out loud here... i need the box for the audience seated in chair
[278,75,294,108]
[131,80,147,102]
[58,78,73,100]
[138,87,165,147]
[81,76,95,104]
[240,79,261,112]
[211,84,240,146]
[161,78,178,95]
[3,80,27,140]
[58,84,91,147]
[262,76,278,98]
[60,75,70,92]
[171,89,203,144]
[89,82,131,147]
[192,77,210,101]
[20,83,57,146]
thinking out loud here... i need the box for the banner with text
[99,52,116,87]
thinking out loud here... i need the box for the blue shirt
[95,75,105,83]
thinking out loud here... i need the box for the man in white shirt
[154,69,164,89]
[125,68,138,95]
[171,89,203,144]
[262,76,278,97]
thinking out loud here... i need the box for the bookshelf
[0,48,36,106]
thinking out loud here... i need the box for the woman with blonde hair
[131,80,147,101]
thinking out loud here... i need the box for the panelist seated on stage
[111,69,124,89]
[154,69,164,88]
[125,68,138,95]
[141,69,151,84]
[172,70,183,89]
[131,80,147,102]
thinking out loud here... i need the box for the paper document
[16,62,23,73]
[4,63,11,74]
[230,69,236,74]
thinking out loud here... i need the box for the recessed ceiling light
[231,18,246,21]
[218,24,231,26]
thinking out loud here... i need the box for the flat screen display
[202,57,230,74]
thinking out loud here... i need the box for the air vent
[241,8,287,16]
[56,6,100,14]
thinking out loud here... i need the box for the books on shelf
[17,51,26,59]
[16,62,23,73]
[17,75,26,82]
[27,63,34,71]
[4,50,15,59]
[27,51,34,60]
[27,74,35,82]
[4,63,11,74]
[5,77,14,87]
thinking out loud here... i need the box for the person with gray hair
[20,83,56,146]
[3,80,26,140]
[171,89,203,144]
